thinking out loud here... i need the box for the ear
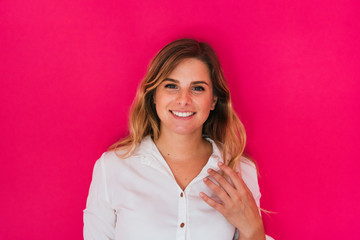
[210,96,218,110]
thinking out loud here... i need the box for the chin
[170,127,202,136]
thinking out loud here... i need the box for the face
[154,58,218,137]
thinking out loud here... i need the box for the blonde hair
[109,38,253,170]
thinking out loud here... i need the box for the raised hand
[199,161,265,240]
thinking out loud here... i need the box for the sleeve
[232,159,275,240]
[83,154,116,240]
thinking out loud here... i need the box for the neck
[154,131,211,162]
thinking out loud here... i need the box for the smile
[170,110,196,117]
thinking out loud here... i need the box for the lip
[169,110,196,119]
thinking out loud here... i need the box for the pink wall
[1,0,359,239]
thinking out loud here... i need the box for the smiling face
[154,58,218,137]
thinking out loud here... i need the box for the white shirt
[83,136,274,240]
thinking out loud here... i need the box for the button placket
[176,190,187,239]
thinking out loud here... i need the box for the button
[180,222,185,228]
[180,192,184,197]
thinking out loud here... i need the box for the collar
[132,135,224,179]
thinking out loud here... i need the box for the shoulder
[98,137,154,172]
[236,156,257,177]
[95,149,138,176]
[100,150,123,165]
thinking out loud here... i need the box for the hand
[199,162,265,240]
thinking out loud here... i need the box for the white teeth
[171,111,195,117]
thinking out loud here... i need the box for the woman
[83,38,273,240]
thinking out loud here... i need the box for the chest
[166,158,208,191]
[110,163,235,240]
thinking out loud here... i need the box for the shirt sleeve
[83,154,116,240]
[232,158,275,240]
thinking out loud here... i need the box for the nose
[176,89,191,106]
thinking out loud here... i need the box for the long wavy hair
[109,38,252,170]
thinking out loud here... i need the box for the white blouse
[83,136,274,240]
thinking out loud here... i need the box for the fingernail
[203,177,209,182]
[218,162,223,166]
[207,168,212,173]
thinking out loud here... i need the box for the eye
[192,86,205,91]
[165,84,177,89]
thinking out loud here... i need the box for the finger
[235,171,251,193]
[235,169,253,194]
[207,168,238,198]
[217,162,248,194]
[203,177,232,205]
[199,192,226,213]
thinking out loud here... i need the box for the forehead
[166,58,211,83]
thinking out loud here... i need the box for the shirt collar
[133,135,224,176]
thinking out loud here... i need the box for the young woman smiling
[83,38,274,240]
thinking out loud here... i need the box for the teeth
[171,111,195,117]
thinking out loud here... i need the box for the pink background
[1,0,359,239]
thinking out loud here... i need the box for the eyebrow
[162,78,209,85]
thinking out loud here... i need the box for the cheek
[198,97,215,110]
[154,94,169,115]
[154,99,162,114]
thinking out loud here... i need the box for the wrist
[237,226,265,240]
[238,233,265,240]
